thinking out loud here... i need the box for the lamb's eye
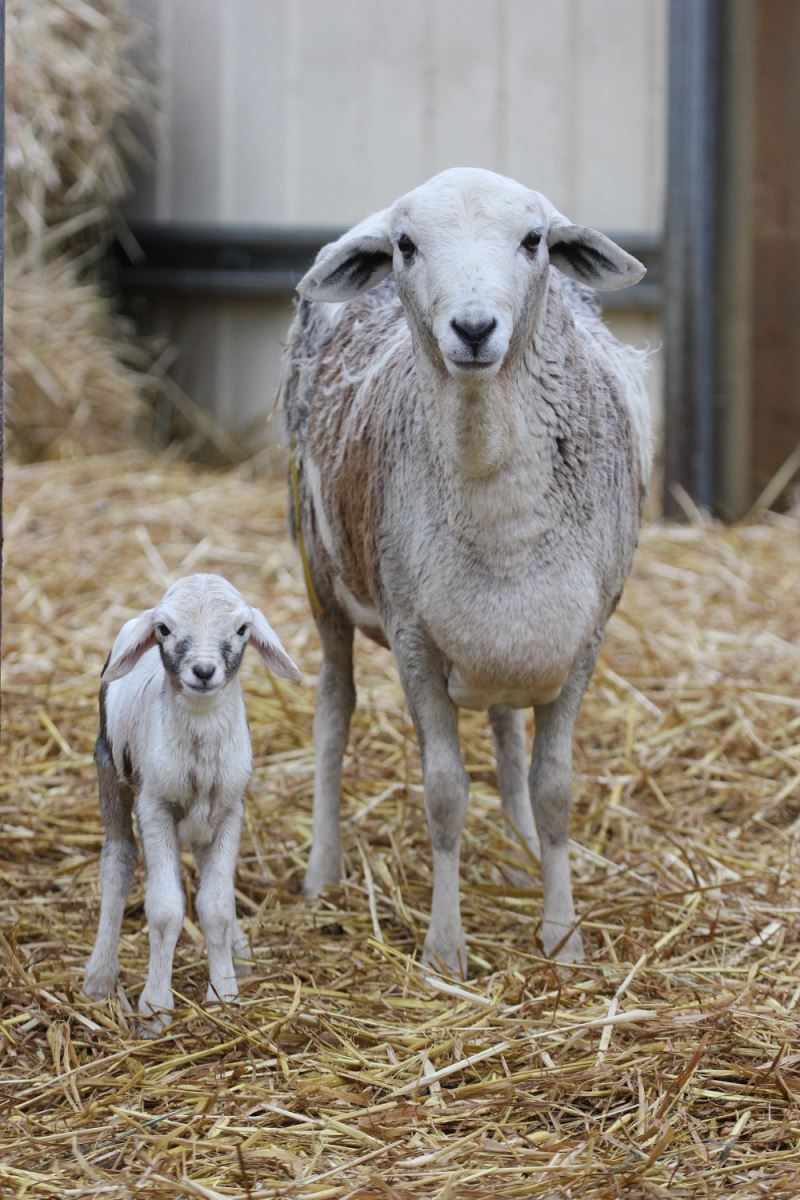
[521,231,542,254]
[237,624,249,637]
[156,623,171,639]
[397,233,416,260]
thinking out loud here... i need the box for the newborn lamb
[83,573,300,1028]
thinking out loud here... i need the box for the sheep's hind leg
[489,705,540,887]
[530,633,602,964]
[84,741,137,1000]
[303,613,355,897]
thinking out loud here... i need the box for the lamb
[83,573,300,1027]
[282,167,651,977]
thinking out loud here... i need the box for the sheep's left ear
[102,610,157,683]
[547,223,645,291]
[297,208,393,302]
[249,609,301,683]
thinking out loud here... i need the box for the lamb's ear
[547,222,645,291]
[102,610,157,683]
[297,209,393,302]
[249,608,301,683]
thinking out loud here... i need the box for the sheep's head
[298,167,645,384]
[102,574,301,696]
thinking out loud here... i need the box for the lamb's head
[298,167,645,383]
[102,574,301,695]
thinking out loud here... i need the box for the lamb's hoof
[503,864,537,890]
[540,921,584,965]
[83,961,119,1000]
[422,930,468,980]
[137,993,173,1036]
[206,982,239,1005]
[232,942,253,978]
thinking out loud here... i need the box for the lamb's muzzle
[284,167,652,977]
[83,572,300,1029]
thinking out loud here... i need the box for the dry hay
[3,258,156,463]
[2,454,799,1199]
[5,0,155,462]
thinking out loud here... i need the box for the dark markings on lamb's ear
[101,649,112,678]
[325,250,392,292]
[220,639,245,681]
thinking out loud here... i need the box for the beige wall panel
[221,1,292,223]
[126,0,666,474]
[505,0,575,209]
[572,0,666,229]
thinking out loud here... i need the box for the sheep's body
[84,573,300,1026]
[284,168,651,974]
[287,277,647,711]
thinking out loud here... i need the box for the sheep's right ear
[297,209,393,302]
[102,610,157,683]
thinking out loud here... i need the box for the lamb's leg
[304,614,355,897]
[530,634,601,963]
[489,705,540,885]
[84,742,137,999]
[394,632,470,977]
[137,796,183,1030]
[195,804,243,1004]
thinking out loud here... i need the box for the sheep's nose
[451,316,497,350]
[192,662,216,682]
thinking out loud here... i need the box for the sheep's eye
[521,231,542,254]
[156,623,171,639]
[397,233,416,260]
[237,624,249,638]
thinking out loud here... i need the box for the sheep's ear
[102,610,157,683]
[547,223,645,291]
[249,609,301,683]
[297,209,393,302]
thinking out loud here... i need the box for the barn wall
[127,0,667,464]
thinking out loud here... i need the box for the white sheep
[283,167,651,977]
[83,573,300,1027]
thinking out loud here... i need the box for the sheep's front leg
[84,748,137,999]
[394,632,470,977]
[304,614,355,897]
[195,804,243,1004]
[530,635,600,963]
[137,795,183,1030]
[489,705,540,886]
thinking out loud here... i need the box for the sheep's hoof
[422,930,468,980]
[83,961,119,1000]
[540,920,584,964]
[302,860,341,900]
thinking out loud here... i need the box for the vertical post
[663,0,720,516]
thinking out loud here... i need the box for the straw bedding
[2,454,799,1198]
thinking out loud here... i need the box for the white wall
[129,0,667,455]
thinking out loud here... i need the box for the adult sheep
[283,167,651,976]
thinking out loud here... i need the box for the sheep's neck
[417,355,562,553]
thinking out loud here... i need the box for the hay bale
[2,455,799,1197]
[4,0,154,462]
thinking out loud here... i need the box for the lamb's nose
[192,662,216,682]
[451,316,497,350]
